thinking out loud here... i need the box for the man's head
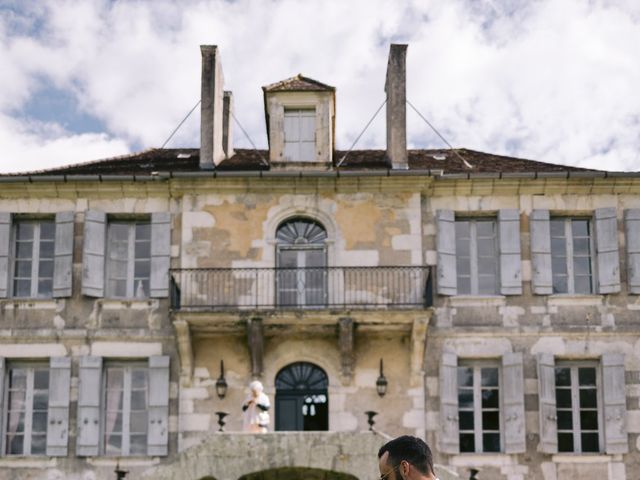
[377,436,435,480]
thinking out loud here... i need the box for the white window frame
[457,361,503,453]
[555,361,604,453]
[2,363,49,456]
[102,362,149,457]
[455,218,499,295]
[550,217,596,294]
[10,218,55,298]
[105,219,151,299]
[283,108,316,162]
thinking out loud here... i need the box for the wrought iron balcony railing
[170,266,432,310]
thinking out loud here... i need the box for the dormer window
[284,108,316,162]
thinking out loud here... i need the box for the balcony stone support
[247,317,264,378]
[410,316,430,387]
[338,317,354,380]
[173,319,194,385]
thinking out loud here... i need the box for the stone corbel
[247,317,264,378]
[338,317,354,381]
[410,316,430,387]
[173,320,194,385]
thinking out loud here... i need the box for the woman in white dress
[241,380,271,433]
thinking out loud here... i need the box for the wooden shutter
[502,352,526,453]
[53,211,74,298]
[436,210,457,295]
[76,356,102,456]
[47,356,71,456]
[594,207,621,294]
[498,209,522,295]
[150,213,171,298]
[439,352,459,453]
[530,210,553,295]
[82,210,106,297]
[536,353,558,453]
[148,355,170,456]
[0,212,11,298]
[602,352,628,454]
[0,357,5,437]
[624,209,640,293]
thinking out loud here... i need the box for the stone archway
[239,467,358,480]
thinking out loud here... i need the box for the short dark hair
[377,435,434,475]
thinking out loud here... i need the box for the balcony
[170,266,432,311]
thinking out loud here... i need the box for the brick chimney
[200,45,225,169]
[223,91,234,158]
[385,44,408,169]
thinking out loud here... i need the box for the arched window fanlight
[276,219,327,245]
[275,361,329,390]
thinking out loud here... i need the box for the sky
[0,0,639,174]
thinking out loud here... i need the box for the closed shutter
[0,213,11,298]
[602,352,628,454]
[594,207,621,294]
[530,210,553,295]
[502,352,525,453]
[82,210,106,297]
[536,353,558,453]
[46,356,71,456]
[625,209,640,293]
[498,209,522,295]
[0,357,5,438]
[436,210,457,295]
[150,213,171,298]
[77,356,102,456]
[439,352,459,453]
[148,355,170,456]
[53,211,74,298]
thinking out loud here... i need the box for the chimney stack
[385,44,408,169]
[200,45,225,169]
[223,91,234,158]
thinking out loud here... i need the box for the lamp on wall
[376,358,388,397]
[216,360,228,399]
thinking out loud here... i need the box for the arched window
[275,362,328,431]
[276,218,327,306]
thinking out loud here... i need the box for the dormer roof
[262,74,335,92]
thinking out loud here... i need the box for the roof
[262,74,335,93]
[0,148,608,179]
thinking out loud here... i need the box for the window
[106,220,151,298]
[550,218,594,294]
[283,108,316,162]
[455,218,498,295]
[275,362,328,431]
[11,219,55,298]
[4,365,49,455]
[103,364,149,456]
[457,363,501,453]
[555,363,601,453]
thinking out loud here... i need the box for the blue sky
[0,0,639,173]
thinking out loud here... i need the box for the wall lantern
[376,358,388,397]
[216,360,228,399]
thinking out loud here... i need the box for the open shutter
[602,352,628,454]
[536,353,558,453]
[150,213,171,298]
[77,356,102,456]
[498,209,522,295]
[530,210,553,295]
[82,210,106,297]
[625,209,640,293]
[0,357,5,438]
[439,352,459,453]
[148,355,170,456]
[47,357,71,456]
[595,207,621,294]
[0,213,11,298]
[502,352,525,453]
[436,210,457,295]
[53,211,74,298]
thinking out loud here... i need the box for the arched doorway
[275,362,328,431]
[276,218,327,307]
[239,467,357,480]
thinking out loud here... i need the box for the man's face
[378,451,399,480]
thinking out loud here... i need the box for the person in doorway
[378,435,440,480]
[241,380,271,433]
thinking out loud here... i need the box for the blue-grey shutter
[530,210,552,295]
[0,357,5,439]
[536,353,558,453]
[624,209,640,293]
[47,357,71,456]
[150,213,171,298]
[498,209,522,295]
[439,352,459,453]
[148,355,170,456]
[602,352,628,454]
[82,210,106,297]
[595,207,621,294]
[436,210,457,295]
[0,213,11,298]
[76,356,102,456]
[502,352,525,453]
[53,211,74,298]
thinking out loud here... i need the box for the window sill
[551,454,612,463]
[87,456,161,467]
[0,457,57,468]
[449,453,515,467]
[99,298,158,310]
[0,298,59,310]
[448,295,506,307]
[547,295,603,306]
